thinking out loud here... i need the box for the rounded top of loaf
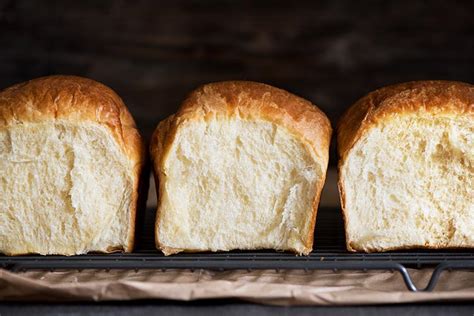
[153,80,332,166]
[0,75,143,165]
[337,80,474,162]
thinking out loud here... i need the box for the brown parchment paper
[1,268,474,305]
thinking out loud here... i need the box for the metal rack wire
[2,207,474,292]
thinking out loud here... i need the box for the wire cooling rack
[1,207,474,292]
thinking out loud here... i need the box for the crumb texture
[158,119,322,254]
[0,122,133,255]
[342,115,474,251]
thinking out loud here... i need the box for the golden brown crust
[0,75,145,253]
[337,80,474,252]
[150,81,332,255]
[150,115,175,255]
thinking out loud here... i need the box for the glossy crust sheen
[0,75,145,253]
[337,80,474,252]
[151,81,332,255]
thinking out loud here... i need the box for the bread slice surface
[337,81,474,252]
[0,75,144,255]
[151,81,331,255]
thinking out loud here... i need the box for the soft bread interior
[157,119,322,254]
[342,115,474,251]
[0,122,133,255]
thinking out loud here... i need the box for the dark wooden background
[1,0,473,146]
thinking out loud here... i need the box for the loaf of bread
[338,81,473,252]
[0,75,145,255]
[151,81,332,255]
